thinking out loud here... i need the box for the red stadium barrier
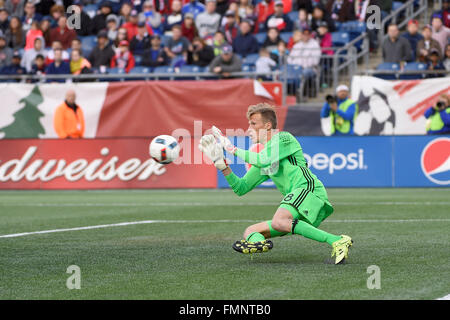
[0,138,217,189]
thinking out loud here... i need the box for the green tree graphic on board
[0,85,45,138]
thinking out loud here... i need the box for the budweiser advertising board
[0,139,217,189]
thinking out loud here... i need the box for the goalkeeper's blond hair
[246,103,278,129]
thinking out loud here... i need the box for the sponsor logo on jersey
[420,138,450,185]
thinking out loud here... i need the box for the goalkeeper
[199,103,353,264]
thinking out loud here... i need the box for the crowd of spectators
[0,0,448,81]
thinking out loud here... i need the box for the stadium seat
[242,53,259,65]
[280,64,303,95]
[255,33,266,45]
[134,55,143,66]
[179,65,203,80]
[104,67,126,82]
[242,63,255,72]
[83,4,98,19]
[399,62,427,80]
[287,11,299,22]
[130,66,152,74]
[392,1,403,11]
[80,36,97,57]
[331,32,350,47]
[153,66,175,80]
[280,32,293,44]
[375,63,400,80]
[339,21,366,34]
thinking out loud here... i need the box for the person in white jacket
[287,27,321,79]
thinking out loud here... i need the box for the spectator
[114,27,128,49]
[22,0,42,32]
[70,0,93,37]
[21,36,46,73]
[425,48,446,78]
[232,19,259,57]
[181,13,198,42]
[111,40,135,73]
[164,24,190,67]
[140,0,162,35]
[262,27,281,53]
[287,27,321,80]
[92,1,113,35]
[220,10,239,45]
[29,53,46,75]
[265,0,293,32]
[270,40,289,65]
[163,0,183,35]
[117,2,132,27]
[311,4,335,33]
[294,8,311,32]
[354,0,371,23]
[182,0,205,19]
[320,84,358,136]
[45,48,71,82]
[243,4,258,31]
[431,0,449,28]
[401,20,423,61]
[287,30,302,49]
[122,9,153,42]
[326,0,356,23]
[188,36,215,67]
[211,30,228,56]
[24,20,43,50]
[53,89,85,139]
[316,21,333,56]
[0,50,25,77]
[431,15,450,57]
[130,21,151,57]
[106,14,119,43]
[209,44,242,77]
[255,47,277,76]
[45,40,69,65]
[70,49,92,75]
[88,31,115,70]
[216,0,229,16]
[417,24,442,63]
[5,16,25,50]
[0,34,13,68]
[4,0,25,19]
[0,7,9,34]
[424,94,450,135]
[49,16,77,50]
[39,17,52,46]
[382,24,412,67]
[142,34,169,67]
[195,0,221,39]
[237,0,252,20]
[444,44,450,71]
[48,4,65,28]
[70,38,83,56]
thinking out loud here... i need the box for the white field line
[437,294,450,300]
[1,218,449,239]
[0,201,449,207]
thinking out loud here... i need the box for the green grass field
[0,188,449,300]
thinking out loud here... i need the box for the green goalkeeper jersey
[224,131,332,209]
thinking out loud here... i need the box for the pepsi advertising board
[217,135,450,188]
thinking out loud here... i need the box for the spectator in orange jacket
[53,90,85,138]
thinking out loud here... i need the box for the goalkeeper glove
[211,126,237,155]
[198,134,228,171]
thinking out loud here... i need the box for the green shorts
[279,188,334,227]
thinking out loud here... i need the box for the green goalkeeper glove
[198,134,228,171]
[211,126,237,155]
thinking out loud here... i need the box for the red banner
[0,139,216,189]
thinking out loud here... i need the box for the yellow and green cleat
[331,235,353,264]
[232,239,273,254]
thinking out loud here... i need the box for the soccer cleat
[232,239,273,254]
[331,235,353,265]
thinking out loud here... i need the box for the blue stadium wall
[218,135,450,188]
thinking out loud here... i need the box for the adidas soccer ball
[149,135,180,164]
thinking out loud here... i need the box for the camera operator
[320,84,358,135]
[424,94,450,135]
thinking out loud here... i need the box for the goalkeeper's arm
[222,166,269,197]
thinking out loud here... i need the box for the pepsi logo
[420,138,450,185]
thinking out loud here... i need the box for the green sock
[246,232,265,243]
[292,219,341,246]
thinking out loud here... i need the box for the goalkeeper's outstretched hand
[198,134,228,171]
[211,126,237,155]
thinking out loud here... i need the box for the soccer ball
[149,135,180,164]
